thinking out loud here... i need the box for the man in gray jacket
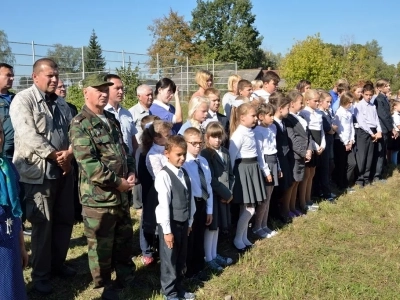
[10,58,76,295]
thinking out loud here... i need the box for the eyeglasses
[186,141,203,147]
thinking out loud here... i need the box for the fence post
[122,50,125,69]
[180,65,183,100]
[81,46,85,80]
[212,59,215,75]
[156,53,160,80]
[186,56,189,100]
[235,61,237,73]
[31,41,36,64]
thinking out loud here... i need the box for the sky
[2,0,400,76]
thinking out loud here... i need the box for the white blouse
[333,106,355,145]
[290,112,308,131]
[146,143,167,180]
[299,106,326,150]
[253,124,280,176]
[229,124,258,168]
[393,112,400,132]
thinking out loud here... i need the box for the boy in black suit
[154,135,196,300]
[204,88,229,140]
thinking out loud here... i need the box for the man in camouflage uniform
[69,74,136,300]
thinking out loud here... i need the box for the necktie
[195,159,209,201]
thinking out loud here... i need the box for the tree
[191,0,264,69]
[147,9,199,75]
[262,49,282,70]
[115,62,141,108]
[19,76,33,89]
[66,85,84,110]
[280,34,341,90]
[84,30,106,73]
[0,30,15,65]
[47,43,81,73]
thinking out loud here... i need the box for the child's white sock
[204,228,214,262]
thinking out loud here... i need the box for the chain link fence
[8,41,238,99]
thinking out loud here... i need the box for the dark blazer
[374,93,393,134]
[207,112,229,135]
[284,114,313,160]
[200,147,234,201]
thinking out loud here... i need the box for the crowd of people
[0,59,399,300]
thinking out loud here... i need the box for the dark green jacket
[69,105,135,207]
[0,92,16,159]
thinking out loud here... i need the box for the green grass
[24,169,400,299]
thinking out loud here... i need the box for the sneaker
[252,228,268,238]
[206,259,223,272]
[178,291,196,300]
[346,187,355,194]
[141,256,154,266]
[306,205,318,212]
[262,226,278,236]
[306,201,319,209]
[214,254,233,267]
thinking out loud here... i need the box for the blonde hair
[188,96,209,128]
[251,79,263,90]
[229,103,254,137]
[195,70,213,90]
[141,120,173,155]
[303,89,320,106]
[227,74,242,93]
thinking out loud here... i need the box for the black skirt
[308,129,322,167]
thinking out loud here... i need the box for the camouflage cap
[82,73,114,88]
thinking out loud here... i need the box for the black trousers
[372,131,389,180]
[185,199,206,277]
[158,221,188,298]
[356,129,376,186]
[333,139,357,189]
[314,137,332,196]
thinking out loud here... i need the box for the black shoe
[96,285,120,300]
[33,280,53,295]
[232,243,247,254]
[53,264,77,277]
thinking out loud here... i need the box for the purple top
[149,102,182,134]
[354,99,382,135]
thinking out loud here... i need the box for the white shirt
[208,109,218,121]
[155,162,196,234]
[299,106,326,150]
[253,124,279,176]
[273,116,283,130]
[252,89,270,103]
[222,92,237,120]
[229,124,258,168]
[290,112,308,131]
[146,143,167,180]
[333,106,355,145]
[183,153,213,215]
[393,112,400,131]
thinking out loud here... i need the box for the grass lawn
[24,168,400,300]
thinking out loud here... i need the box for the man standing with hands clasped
[69,74,136,300]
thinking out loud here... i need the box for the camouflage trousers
[82,205,135,288]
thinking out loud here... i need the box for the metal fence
[8,41,238,98]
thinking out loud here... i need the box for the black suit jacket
[374,93,393,134]
[284,114,313,160]
[206,112,230,147]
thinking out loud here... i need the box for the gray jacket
[10,84,72,184]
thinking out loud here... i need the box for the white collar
[104,103,120,112]
[153,99,170,111]
[165,161,183,176]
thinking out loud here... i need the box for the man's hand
[127,173,136,185]
[206,214,213,225]
[56,150,73,166]
[164,233,174,249]
[117,178,134,192]
[47,150,58,161]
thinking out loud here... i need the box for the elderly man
[129,84,153,144]
[69,74,136,300]
[10,58,75,295]
[56,79,78,117]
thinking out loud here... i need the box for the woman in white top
[298,89,325,212]
[222,74,242,120]
[332,92,356,190]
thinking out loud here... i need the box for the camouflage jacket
[69,105,135,207]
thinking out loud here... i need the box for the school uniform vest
[162,166,192,222]
[274,120,290,157]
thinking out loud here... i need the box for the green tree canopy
[84,30,106,73]
[280,34,340,90]
[147,9,199,74]
[191,0,264,69]
[47,43,81,73]
[0,30,15,65]
[115,63,141,108]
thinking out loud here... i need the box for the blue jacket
[0,92,16,159]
